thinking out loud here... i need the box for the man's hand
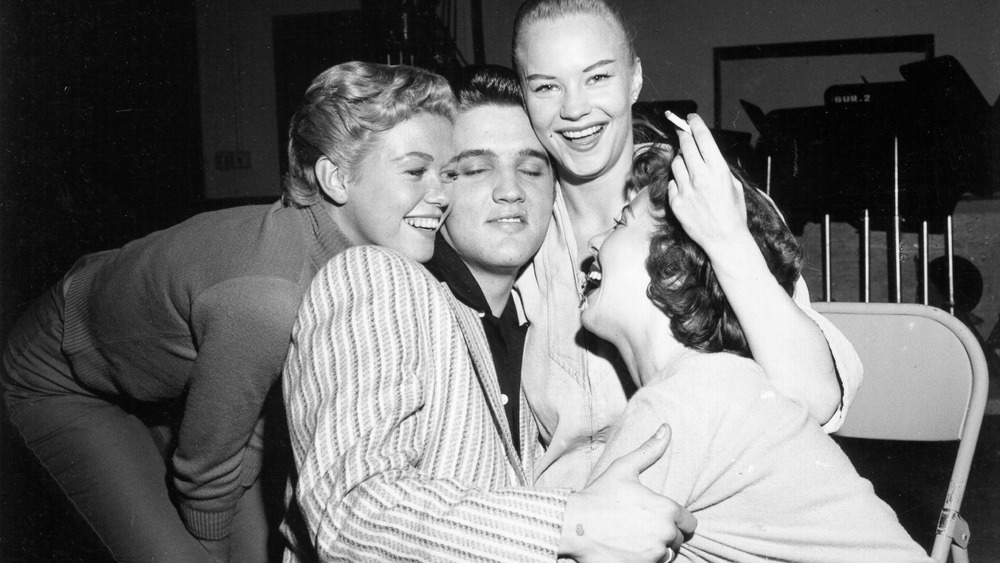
[558,424,696,562]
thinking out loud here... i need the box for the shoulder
[630,353,779,428]
[665,353,770,399]
[320,246,436,286]
[310,246,446,314]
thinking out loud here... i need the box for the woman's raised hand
[667,114,751,256]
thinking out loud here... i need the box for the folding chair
[814,302,989,563]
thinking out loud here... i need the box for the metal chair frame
[815,301,989,562]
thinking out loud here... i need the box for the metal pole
[947,215,955,315]
[823,214,832,302]
[893,136,901,303]
[921,221,929,305]
[470,0,486,65]
[765,156,772,197]
[863,209,870,303]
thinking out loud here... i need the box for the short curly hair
[283,62,456,208]
[634,125,803,357]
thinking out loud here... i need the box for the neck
[558,139,635,258]
[613,312,693,388]
[466,264,518,318]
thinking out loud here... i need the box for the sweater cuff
[240,444,265,487]
[179,504,235,541]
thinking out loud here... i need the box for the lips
[488,211,526,225]
[586,267,602,286]
[403,216,442,232]
[586,261,602,290]
[580,262,602,310]
[559,123,606,146]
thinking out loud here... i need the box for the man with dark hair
[423,65,552,454]
[282,65,696,562]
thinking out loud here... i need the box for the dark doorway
[272,11,377,176]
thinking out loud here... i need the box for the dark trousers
[3,277,270,562]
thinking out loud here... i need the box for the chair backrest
[814,302,989,562]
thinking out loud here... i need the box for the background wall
[196,0,360,199]
[482,0,999,121]
[199,0,999,199]
[2,3,206,559]
[196,0,477,199]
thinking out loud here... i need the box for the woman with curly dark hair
[579,140,931,561]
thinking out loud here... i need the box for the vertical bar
[921,221,929,305]
[470,0,486,65]
[765,156,772,197]
[863,209,870,303]
[713,48,722,130]
[893,136,901,303]
[823,214,832,302]
[947,215,955,315]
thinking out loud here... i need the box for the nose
[424,179,451,209]
[560,85,591,121]
[588,227,612,258]
[493,170,526,204]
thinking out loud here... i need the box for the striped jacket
[283,246,570,562]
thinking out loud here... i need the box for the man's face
[442,104,555,278]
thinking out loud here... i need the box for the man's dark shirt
[424,234,525,456]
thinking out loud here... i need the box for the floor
[836,414,1000,560]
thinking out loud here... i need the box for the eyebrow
[518,148,550,162]
[583,59,616,73]
[393,151,434,162]
[524,59,616,82]
[452,149,497,162]
[447,149,493,167]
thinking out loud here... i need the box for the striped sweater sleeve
[283,246,568,562]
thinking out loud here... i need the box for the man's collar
[424,234,493,316]
[425,234,525,325]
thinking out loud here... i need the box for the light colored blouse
[590,352,929,562]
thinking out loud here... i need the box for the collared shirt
[425,235,526,456]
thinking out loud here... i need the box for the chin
[564,154,616,183]
[580,302,600,334]
[393,241,434,263]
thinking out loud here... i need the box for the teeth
[404,217,440,231]
[497,217,523,223]
[587,270,602,283]
[562,125,602,140]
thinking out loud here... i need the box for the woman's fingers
[673,125,705,176]
[667,116,751,253]
[669,155,690,194]
[685,114,725,167]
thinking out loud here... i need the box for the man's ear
[315,157,348,205]
[630,57,643,103]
